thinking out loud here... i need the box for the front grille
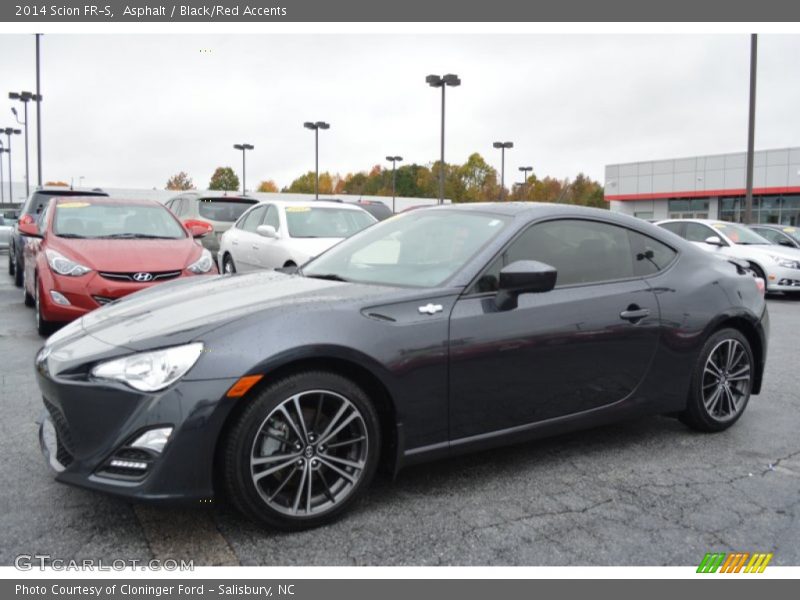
[43,398,74,467]
[98,270,181,282]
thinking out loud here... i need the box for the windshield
[286,206,376,238]
[198,199,257,222]
[302,210,511,287]
[711,222,772,245]
[778,226,800,243]
[53,202,186,239]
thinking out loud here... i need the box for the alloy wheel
[702,338,751,422]
[249,390,368,517]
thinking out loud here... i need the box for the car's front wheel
[13,252,23,287]
[680,328,754,432]
[222,254,236,275]
[34,279,54,337]
[8,249,14,276]
[223,371,380,530]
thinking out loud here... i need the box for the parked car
[36,203,767,530]
[749,224,800,249]
[657,218,800,293]
[9,187,109,287]
[0,213,17,250]
[218,200,376,274]
[347,199,393,221]
[19,196,217,335]
[165,192,259,257]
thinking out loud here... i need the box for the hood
[732,243,800,261]
[50,238,202,272]
[65,271,403,350]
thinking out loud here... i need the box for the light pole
[0,142,6,205]
[744,33,757,225]
[493,141,513,201]
[9,92,39,197]
[233,143,254,194]
[519,166,532,199]
[386,155,403,213]
[2,128,21,204]
[35,33,43,187]
[426,73,461,205]
[303,121,329,199]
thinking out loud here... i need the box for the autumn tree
[257,180,278,193]
[165,171,195,191]
[208,167,240,192]
[286,171,334,195]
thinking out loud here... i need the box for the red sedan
[19,197,218,335]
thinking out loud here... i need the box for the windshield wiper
[56,233,87,238]
[102,233,176,239]
[303,272,349,282]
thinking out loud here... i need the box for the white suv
[657,218,800,293]
[218,200,376,274]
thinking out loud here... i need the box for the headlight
[45,248,92,276]
[769,255,800,270]
[90,343,204,392]
[187,248,213,273]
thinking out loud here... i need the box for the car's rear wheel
[222,254,236,275]
[22,270,34,307]
[8,249,14,276]
[223,371,380,530]
[34,279,54,337]
[680,328,753,432]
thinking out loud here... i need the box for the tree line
[165,152,606,208]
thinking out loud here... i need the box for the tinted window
[684,223,716,243]
[474,219,652,292]
[658,222,683,236]
[198,199,257,222]
[240,206,266,233]
[264,205,280,230]
[629,231,678,276]
[751,228,784,245]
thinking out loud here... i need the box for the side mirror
[257,224,278,238]
[184,219,213,238]
[495,260,557,311]
[778,239,795,247]
[18,219,42,238]
[704,236,724,247]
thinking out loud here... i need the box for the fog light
[49,290,70,306]
[109,459,148,470]
[131,427,173,454]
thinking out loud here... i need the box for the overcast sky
[0,34,798,191]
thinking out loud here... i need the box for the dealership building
[605,146,800,225]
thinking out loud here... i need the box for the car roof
[52,196,161,207]
[268,199,370,211]
[33,187,108,196]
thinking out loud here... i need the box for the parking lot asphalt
[1,253,798,567]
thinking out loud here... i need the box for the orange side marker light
[226,375,264,398]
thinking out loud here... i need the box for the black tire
[22,270,34,307]
[222,254,236,275]
[679,328,754,432]
[748,262,766,283]
[34,278,54,337]
[13,252,23,287]
[8,249,14,276]
[223,370,380,530]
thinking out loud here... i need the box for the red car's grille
[98,270,182,282]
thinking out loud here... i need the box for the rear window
[197,199,257,222]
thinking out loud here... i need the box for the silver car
[0,214,17,250]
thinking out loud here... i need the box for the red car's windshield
[53,202,186,240]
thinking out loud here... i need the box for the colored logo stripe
[697,553,726,573]
[697,552,773,573]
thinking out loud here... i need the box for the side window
[753,228,781,244]
[684,223,716,243]
[473,219,639,292]
[241,206,267,233]
[629,231,678,276]
[172,198,185,216]
[658,222,683,236]
[264,205,280,231]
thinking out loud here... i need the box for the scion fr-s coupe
[35,203,768,530]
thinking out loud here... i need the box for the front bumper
[765,265,800,292]
[36,367,239,504]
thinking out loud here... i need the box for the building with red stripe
[605,147,800,224]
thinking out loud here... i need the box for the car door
[235,205,267,272]
[250,204,285,269]
[448,218,661,440]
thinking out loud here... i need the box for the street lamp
[385,155,403,213]
[9,91,40,197]
[493,141,513,201]
[303,121,330,199]
[233,143,254,194]
[518,166,532,199]
[1,128,21,204]
[0,142,7,206]
[426,73,461,205]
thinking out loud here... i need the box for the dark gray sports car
[36,203,768,529]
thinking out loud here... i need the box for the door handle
[619,305,650,323]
